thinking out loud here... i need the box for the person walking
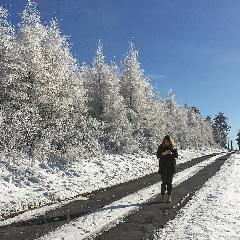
[157,135,178,203]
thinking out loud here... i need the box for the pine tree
[121,42,156,151]
[146,94,166,152]
[37,18,90,158]
[236,131,240,150]
[175,106,189,149]
[17,0,47,106]
[86,41,109,121]
[19,2,85,117]
[86,41,131,153]
[43,18,85,115]
[16,1,87,156]
[0,6,15,105]
[212,112,231,148]
[203,116,216,147]
[0,5,41,154]
[187,106,203,148]
[0,6,28,107]
[163,90,179,141]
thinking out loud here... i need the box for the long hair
[162,135,176,149]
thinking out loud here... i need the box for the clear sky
[1,0,240,147]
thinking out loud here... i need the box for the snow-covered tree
[0,6,15,105]
[86,42,132,153]
[175,106,189,148]
[146,97,166,152]
[163,89,179,140]
[17,0,47,106]
[18,1,85,117]
[236,130,240,150]
[0,6,28,107]
[121,42,157,151]
[0,5,41,154]
[212,112,230,148]
[14,1,90,157]
[201,116,216,148]
[186,106,202,148]
[86,41,109,120]
[0,2,220,158]
[42,19,85,115]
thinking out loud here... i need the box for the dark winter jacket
[157,144,178,174]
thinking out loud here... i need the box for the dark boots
[159,195,165,203]
[160,172,173,203]
[160,194,172,203]
[164,194,171,203]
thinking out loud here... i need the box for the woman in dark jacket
[157,135,178,203]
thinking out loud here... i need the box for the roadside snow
[154,152,240,240]
[37,153,226,240]
[0,148,223,221]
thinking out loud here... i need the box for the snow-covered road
[37,153,226,240]
[154,152,240,240]
[0,149,221,220]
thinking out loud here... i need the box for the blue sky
[1,0,240,147]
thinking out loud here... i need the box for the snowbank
[0,148,223,220]
[154,152,240,240]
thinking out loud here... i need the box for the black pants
[160,172,174,195]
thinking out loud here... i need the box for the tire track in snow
[153,152,240,240]
[36,153,229,240]
[0,153,219,227]
[96,152,233,240]
[0,152,224,240]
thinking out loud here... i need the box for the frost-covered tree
[146,95,166,152]
[17,0,47,106]
[175,106,189,148]
[186,106,202,148]
[0,5,41,154]
[86,42,132,153]
[18,2,85,117]
[0,2,220,158]
[14,1,90,157]
[0,6,28,107]
[86,41,109,120]
[0,6,16,105]
[121,42,157,151]
[163,89,179,140]
[162,90,196,149]
[212,112,230,148]
[236,131,240,150]
[42,19,85,115]
[201,116,216,148]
